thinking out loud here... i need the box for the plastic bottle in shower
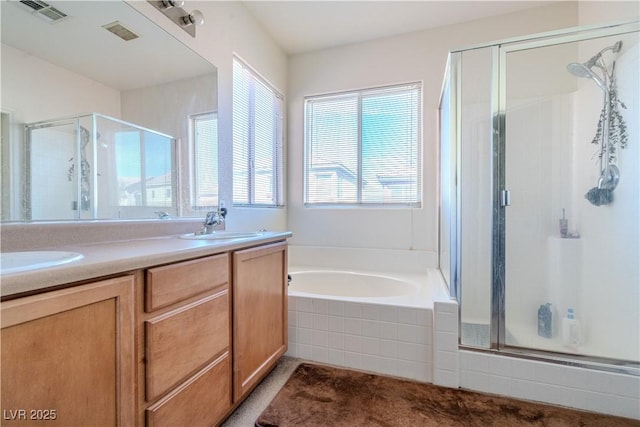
[562,308,581,348]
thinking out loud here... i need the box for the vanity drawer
[145,352,231,427]
[145,253,229,312]
[145,290,229,400]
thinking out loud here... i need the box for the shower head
[566,62,594,78]
[566,62,608,92]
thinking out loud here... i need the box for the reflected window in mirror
[113,128,175,211]
[191,111,219,209]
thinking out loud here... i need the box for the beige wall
[127,1,289,232]
[1,44,122,124]
[287,2,581,255]
[127,0,638,244]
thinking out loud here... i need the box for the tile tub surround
[286,296,434,382]
[433,301,640,420]
[285,247,448,383]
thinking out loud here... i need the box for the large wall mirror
[1,1,218,221]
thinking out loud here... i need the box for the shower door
[499,27,639,362]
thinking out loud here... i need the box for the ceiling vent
[102,21,140,42]
[19,0,68,22]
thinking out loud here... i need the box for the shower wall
[572,37,639,361]
[29,125,78,220]
[504,93,576,340]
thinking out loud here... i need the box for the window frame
[232,56,285,208]
[303,82,422,208]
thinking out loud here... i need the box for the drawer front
[146,353,231,427]
[145,290,229,400]
[145,253,229,312]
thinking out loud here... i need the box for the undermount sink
[0,251,84,275]
[179,231,264,241]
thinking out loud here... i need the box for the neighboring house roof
[123,172,173,192]
[309,161,358,184]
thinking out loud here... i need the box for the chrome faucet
[198,206,227,235]
[155,211,171,220]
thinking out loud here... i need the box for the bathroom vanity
[0,232,290,427]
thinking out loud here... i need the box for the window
[304,83,421,206]
[232,57,284,207]
[191,112,218,208]
[114,128,175,209]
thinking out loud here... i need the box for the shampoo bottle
[562,308,581,347]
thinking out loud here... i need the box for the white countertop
[1,231,291,299]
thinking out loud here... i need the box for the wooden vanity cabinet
[232,241,288,402]
[1,238,289,427]
[0,275,135,427]
[139,253,232,427]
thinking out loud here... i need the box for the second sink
[1,251,84,275]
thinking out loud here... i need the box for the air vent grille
[19,0,67,22]
[102,21,140,42]
[20,0,47,11]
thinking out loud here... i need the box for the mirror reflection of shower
[567,40,628,206]
[25,113,177,221]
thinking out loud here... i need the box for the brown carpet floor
[256,363,639,427]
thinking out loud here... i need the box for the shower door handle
[500,190,511,207]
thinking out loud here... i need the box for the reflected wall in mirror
[1,0,218,221]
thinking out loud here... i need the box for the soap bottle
[537,303,552,338]
[559,208,569,238]
[562,308,581,347]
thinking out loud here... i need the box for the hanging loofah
[585,187,614,206]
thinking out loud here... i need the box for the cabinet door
[233,241,288,402]
[1,276,135,427]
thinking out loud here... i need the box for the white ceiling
[242,1,559,55]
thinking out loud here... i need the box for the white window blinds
[192,112,218,207]
[304,83,421,206]
[232,57,284,207]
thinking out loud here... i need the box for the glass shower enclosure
[439,21,639,371]
[26,113,176,221]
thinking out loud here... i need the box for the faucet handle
[204,210,218,225]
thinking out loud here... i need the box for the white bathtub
[289,270,418,298]
[286,266,449,382]
[288,267,448,308]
